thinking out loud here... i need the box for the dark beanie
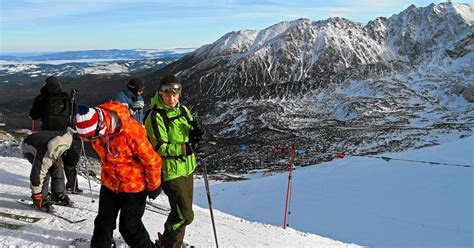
[127,78,144,89]
[61,149,80,167]
[160,74,181,85]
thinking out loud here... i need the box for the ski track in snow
[0,156,359,247]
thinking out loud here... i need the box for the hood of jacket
[97,101,135,134]
[40,78,62,95]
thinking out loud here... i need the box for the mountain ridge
[155,2,473,172]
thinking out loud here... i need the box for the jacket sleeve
[144,111,185,157]
[130,127,162,191]
[114,91,133,108]
[29,95,43,120]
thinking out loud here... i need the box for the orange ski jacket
[91,101,162,193]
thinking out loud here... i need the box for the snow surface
[193,136,474,248]
[1,137,472,247]
[0,155,358,246]
[452,3,474,24]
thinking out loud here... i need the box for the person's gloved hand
[148,186,162,200]
[183,143,196,156]
[72,133,82,141]
[188,120,204,143]
[193,140,213,154]
[132,100,145,110]
[31,193,43,208]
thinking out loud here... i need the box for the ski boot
[66,186,83,194]
[50,192,73,206]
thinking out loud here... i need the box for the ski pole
[31,119,35,133]
[194,119,219,247]
[80,139,95,203]
[201,153,219,248]
[283,144,295,229]
[68,89,79,192]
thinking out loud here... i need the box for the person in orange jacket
[74,101,162,248]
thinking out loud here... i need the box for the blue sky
[0,0,453,53]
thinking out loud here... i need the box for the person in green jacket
[144,74,208,248]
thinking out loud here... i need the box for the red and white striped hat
[74,105,107,139]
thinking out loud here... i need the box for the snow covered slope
[0,155,359,247]
[194,136,474,247]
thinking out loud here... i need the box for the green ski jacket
[144,92,196,182]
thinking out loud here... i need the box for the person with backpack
[74,101,162,248]
[29,76,83,194]
[21,127,78,212]
[114,77,146,124]
[144,74,211,248]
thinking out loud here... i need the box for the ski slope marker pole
[283,144,295,229]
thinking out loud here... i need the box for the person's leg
[49,162,65,195]
[41,175,51,199]
[91,186,120,248]
[162,175,194,248]
[118,190,154,248]
[64,163,77,189]
[63,143,80,191]
[24,148,40,191]
[24,152,50,199]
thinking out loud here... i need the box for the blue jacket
[114,88,145,124]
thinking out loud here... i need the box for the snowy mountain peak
[201,29,259,57]
[451,2,474,24]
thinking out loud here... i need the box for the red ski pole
[31,119,35,133]
[283,144,295,229]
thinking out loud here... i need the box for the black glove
[184,142,197,156]
[193,140,213,154]
[132,100,145,110]
[148,187,162,200]
[72,133,82,141]
[189,120,204,143]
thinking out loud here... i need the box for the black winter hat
[41,76,62,94]
[127,77,144,89]
[160,74,181,85]
[61,149,80,167]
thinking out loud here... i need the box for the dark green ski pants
[162,174,194,248]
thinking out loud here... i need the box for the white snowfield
[0,156,360,247]
[192,136,474,248]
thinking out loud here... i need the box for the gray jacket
[22,127,74,194]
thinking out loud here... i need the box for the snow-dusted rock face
[160,3,473,172]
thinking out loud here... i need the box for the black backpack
[41,92,72,131]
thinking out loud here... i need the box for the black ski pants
[91,185,154,248]
[63,140,80,189]
[162,174,194,248]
